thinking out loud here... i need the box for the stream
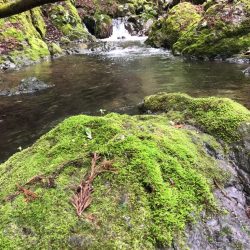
[0,19,249,162]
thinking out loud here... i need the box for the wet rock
[226,57,250,64]
[231,122,250,195]
[0,77,54,96]
[243,67,250,76]
[83,14,113,39]
[0,60,16,71]
[171,160,250,250]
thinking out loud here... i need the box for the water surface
[0,40,249,162]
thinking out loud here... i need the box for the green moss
[48,1,90,41]
[0,112,228,249]
[93,13,112,38]
[48,42,63,56]
[146,2,202,48]
[147,0,250,58]
[0,10,50,64]
[143,92,250,143]
[30,8,47,39]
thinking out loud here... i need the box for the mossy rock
[147,0,250,58]
[174,0,250,58]
[0,7,50,65]
[48,1,90,41]
[84,13,113,39]
[143,92,250,143]
[0,111,231,249]
[146,2,202,48]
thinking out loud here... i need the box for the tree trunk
[0,0,65,18]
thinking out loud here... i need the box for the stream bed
[0,38,250,162]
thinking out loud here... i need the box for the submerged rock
[0,77,54,96]
[0,93,250,249]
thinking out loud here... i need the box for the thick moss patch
[0,1,91,67]
[0,113,228,249]
[143,92,250,143]
[147,0,250,58]
[146,2,202,48]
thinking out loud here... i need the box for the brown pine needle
[71,153,116,217]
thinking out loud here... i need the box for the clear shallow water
[0,40,249,162]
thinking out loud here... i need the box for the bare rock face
[180,161,250,250]
[0,77,54,96]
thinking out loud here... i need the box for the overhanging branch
[0,0,65,18]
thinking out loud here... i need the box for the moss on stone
[30,8,47,39]
[147,0,250,58]
[173,0,250,58]
[48,1,90,41]
[0,112,229,249]
[143,92,250,143]
[146,2,202,48]
[0,1,93,67]
[0,11,50,64]
[93,13,113,38]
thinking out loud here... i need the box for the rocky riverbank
[0,93,249,249]
[147,0,250,61]
[0,0,160,70]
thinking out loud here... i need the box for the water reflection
[0,47,249,162]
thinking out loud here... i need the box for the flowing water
[0,19,249,162]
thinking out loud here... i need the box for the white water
[81,18,169,59]
[103,18,147,42]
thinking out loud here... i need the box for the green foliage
[144,92,250,143]
[0,112,228,249]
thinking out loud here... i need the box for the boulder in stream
[243,67,250,76]
[0,93,250,249]
[0,77,54,96]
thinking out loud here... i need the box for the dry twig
[71,153,116,217]
[16,184,38,202]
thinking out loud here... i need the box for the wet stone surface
[0,77,54,96]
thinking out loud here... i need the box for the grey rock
[243,67,250,76]
[0,60,16,71]
[0,77,54,96]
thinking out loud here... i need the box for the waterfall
[103,18,145,42]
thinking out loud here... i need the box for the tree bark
[0,0,65,18]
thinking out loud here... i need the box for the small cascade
[103,18,146,42]
[86,17,167,58]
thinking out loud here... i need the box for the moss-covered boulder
[83,13,113,39]
[143,92,250,143]
[147,0,250,59]
[174,0,250,59]
[0,111,235,249]
[0,1,92,69]
[146,2,202,48]
[47,2,91,41]
[1,93,250,248]
[0,6,50,66]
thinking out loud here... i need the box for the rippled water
[0,39,249,162]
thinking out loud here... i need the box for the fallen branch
[16,184,38,202]
[0,0,66,19]
[71,153,116,217]
[4,158,84,202]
